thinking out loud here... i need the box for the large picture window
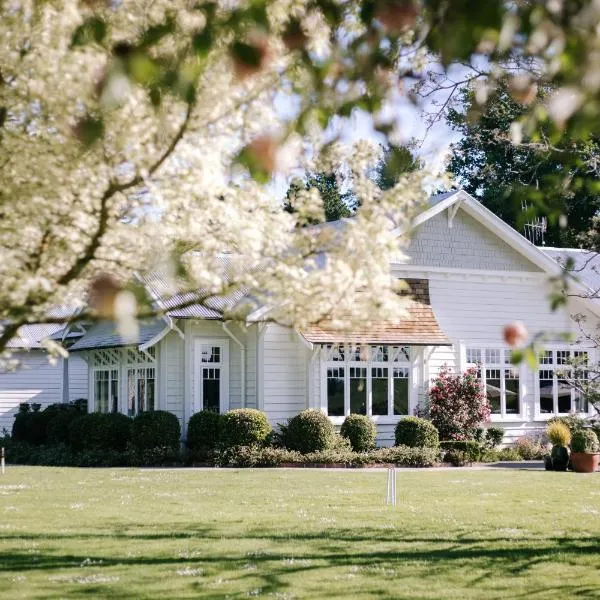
[324,345,411,417]
[537,349,589,415]
[466,347,520,416]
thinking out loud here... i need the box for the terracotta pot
[570,452,600,474]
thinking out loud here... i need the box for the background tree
[445,81,600,247]
[371,145,422,191]
[283,172,354,223]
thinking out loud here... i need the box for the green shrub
[571,429,600,453]
[485,426,505,449]
[69,412,132,452]
[546,421,571,447]
[394,417,439,448]
[440,440,482,462]
[445,449,469,466]
[130,410,181,455]
[47,410,83,445]
[215,444,439,468]
[514,436,547,460]
[340,415,377,451]
[480,449,500,462]
[282,409,336,453]
[220,409,271,448]
[497,447,522,461]
[187,410,222,452]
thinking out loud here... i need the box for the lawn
[1,467,599,599]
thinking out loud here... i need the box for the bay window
[466,347,520,416]
[324,344,411,417]
[537,349,589,415]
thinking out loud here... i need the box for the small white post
[1,447,5,475]
[386,467,396,506]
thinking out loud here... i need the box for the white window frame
[90,349,121,414]
[125,347,157,417]
[534,347,593,418]
[320,344,413,423]
[465,345,524,420]
[193,338,229,414]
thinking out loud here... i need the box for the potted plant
[546,422,571,471]
[570,429,600,473]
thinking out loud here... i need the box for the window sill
[328,415,408,426]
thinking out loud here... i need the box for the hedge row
[215,445,440,468]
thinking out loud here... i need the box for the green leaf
[193,27,213,57]
[230,41,263,68]
[71,17,107,47]
[139,17,176,48]
[73,116,104,146]
[235,145,270,184]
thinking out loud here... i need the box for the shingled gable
[300,279,451,346]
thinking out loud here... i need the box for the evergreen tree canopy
[446,81,600,247]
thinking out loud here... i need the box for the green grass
[1,467,599,599]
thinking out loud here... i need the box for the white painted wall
[261,324,307,425]
[0,351,63,434]
[67,354,88,402]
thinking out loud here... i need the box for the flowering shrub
[514,435,548,460]
[428,367,490,441]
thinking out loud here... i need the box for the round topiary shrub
[69,412,132,452]
[340,414,377,452]
[47,409,84,445]
[394,417,439,448]
[187,410,222,452]
[283,409,336,454]
[130,410,181,454]
[220,409,271,448]
[571,429,600,453]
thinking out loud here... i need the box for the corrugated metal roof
[138,259,249,319]
[301,279,452,346]
[540,248,600,296]
[69,318,167,351]
[6,324,67,349]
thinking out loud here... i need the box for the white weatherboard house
[2,189,600,445]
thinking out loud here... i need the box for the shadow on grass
[2,529,600,599]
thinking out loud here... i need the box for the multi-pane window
[199,344,223,412]
[538,349,589,414]
[125,346,156,417]
[127,367,156,416]
[466,347,520,416]
[324,345,410,417]
[94,369,119,413]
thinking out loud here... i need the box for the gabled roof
[396,189,600,317]
[301,279,451,346]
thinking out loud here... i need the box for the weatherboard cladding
[68,318,166,351]
[301,279,451,345]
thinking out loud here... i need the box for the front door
[194,339,229,413]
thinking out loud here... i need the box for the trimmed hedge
[440,440,482,463]
[215,444,439,468]
[187,410,222,452]
[220,409,271,448]
[571,428,600,453]
[130,410,181,455]
[69,412,132,452]
[394,417,439,448]
[340,414,377,452]
[282,409,336,453]
[47,410,85,445]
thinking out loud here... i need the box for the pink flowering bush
[428,366,491,441]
